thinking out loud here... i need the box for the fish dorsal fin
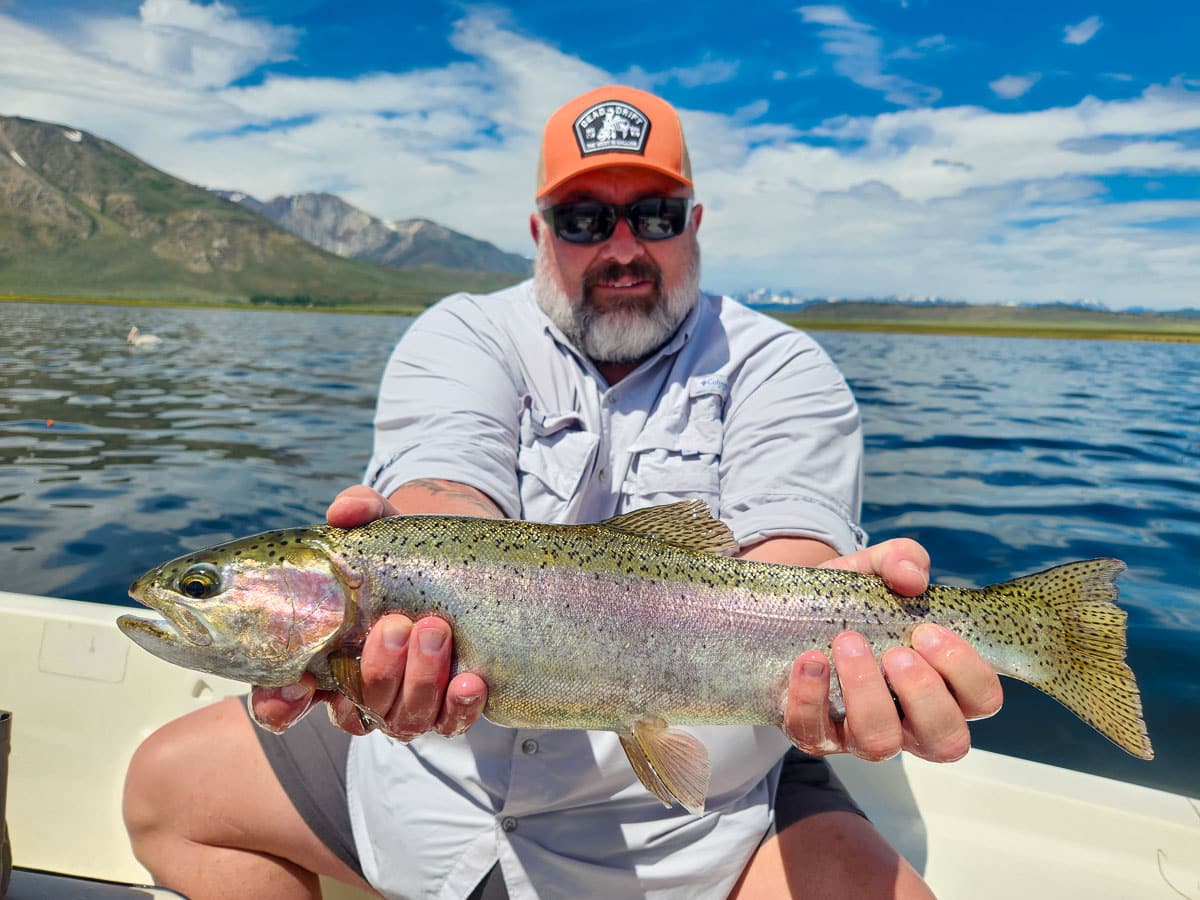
[601,500,738,555]
[618,716,711,815]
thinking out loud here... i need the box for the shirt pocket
[517,404,600,523]
[624,378,726,511]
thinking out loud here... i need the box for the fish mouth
[125,584,214,647]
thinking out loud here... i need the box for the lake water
[1,300,1196,799]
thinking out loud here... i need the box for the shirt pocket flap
[518,407,599,502]
[628,376,727,456]
[626,377,726,496]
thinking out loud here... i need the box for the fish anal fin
[621,716,711,815]
[601,501,738,556]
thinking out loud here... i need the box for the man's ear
[530,213,542,245]
[692,202,703,232]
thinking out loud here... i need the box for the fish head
[118,527,360,686]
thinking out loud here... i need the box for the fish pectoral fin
[328,651,388,733]
[619,717,711,816]
[329,650,365,704]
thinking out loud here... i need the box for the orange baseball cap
[535,85,693,200]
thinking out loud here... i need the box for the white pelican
[127,326,162,346]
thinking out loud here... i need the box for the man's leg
[729,750,934,899]
[730,811,933,899]
[123,697,377,900]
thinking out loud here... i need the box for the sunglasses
[540,197,693,244]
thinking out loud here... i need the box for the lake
[1,300,1196,799]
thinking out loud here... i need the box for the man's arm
[738,536,1003,763]
[247,480,499,737]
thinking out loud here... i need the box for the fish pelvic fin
[618,717,711,815]
[986,558,1154,760]
[601,500,738,556]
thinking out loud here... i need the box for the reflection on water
[0,302,404,606]
[1,301,1197,798]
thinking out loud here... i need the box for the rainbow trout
[119,500,1153,814]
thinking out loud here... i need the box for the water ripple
[0,307,1195,798]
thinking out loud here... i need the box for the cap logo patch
[573,100,650,156]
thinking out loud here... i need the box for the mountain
[215,191,531,276]
[0,115,520,306]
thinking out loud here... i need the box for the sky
[2,1,1199,310]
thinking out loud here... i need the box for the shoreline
[0,293,429,317]
[5,293,1200,343]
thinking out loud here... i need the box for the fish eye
[178,563,222,599]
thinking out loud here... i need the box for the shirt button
[501,816,518,833]
[521,738,539,755]
[597,468,607,481]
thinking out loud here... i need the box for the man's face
[530,167,703,366]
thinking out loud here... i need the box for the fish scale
[119,499,1153,814]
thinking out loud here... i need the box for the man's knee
[123,697,248,844]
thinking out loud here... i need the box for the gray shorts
[250,704,863,897]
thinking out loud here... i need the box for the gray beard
[533,238,701,365]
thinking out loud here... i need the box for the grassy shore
[775,301,1200,343]
[785,317,1200,343]
[6,293,1200,342]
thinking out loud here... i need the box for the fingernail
[888,647,918,669]
[455,692,482,706]
[417,627,447,654]
[801,659,825,678]
[280,683,312,702]
[900,560,929,587]
[383,617,412,651]
[912,624,943,652]
[839,634,870,657]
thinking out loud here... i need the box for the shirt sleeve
[718,327,867,556]
[364,295,525,517]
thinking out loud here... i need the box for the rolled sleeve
[719,331,867,556]
[365,295,525,517]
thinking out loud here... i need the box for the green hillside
[0,116,519,308]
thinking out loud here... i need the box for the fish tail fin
[986,558,1153,760]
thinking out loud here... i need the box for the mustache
[582,258,662,292]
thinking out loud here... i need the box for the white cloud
[81,0,298,89]
[989,74,1041,99]
[797,5,941,107]
[1063,15,1103,46]
[623,57,740,90]
[1,8,1198,310]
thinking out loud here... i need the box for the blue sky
[2,1,1199,309]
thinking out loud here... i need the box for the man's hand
[782,538,1004,763]
[246,485,489,738]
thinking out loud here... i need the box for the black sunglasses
[540,197,692,244]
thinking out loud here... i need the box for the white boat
[2,589,1197,898]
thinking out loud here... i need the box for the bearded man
[124,85,1002,900]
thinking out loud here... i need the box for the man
[124,86,1002,899]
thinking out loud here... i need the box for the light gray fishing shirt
[348,279,866,899]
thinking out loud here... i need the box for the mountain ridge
[0,114,520,306]
[214,190,531,276]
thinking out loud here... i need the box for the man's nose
[599,215,643,263]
